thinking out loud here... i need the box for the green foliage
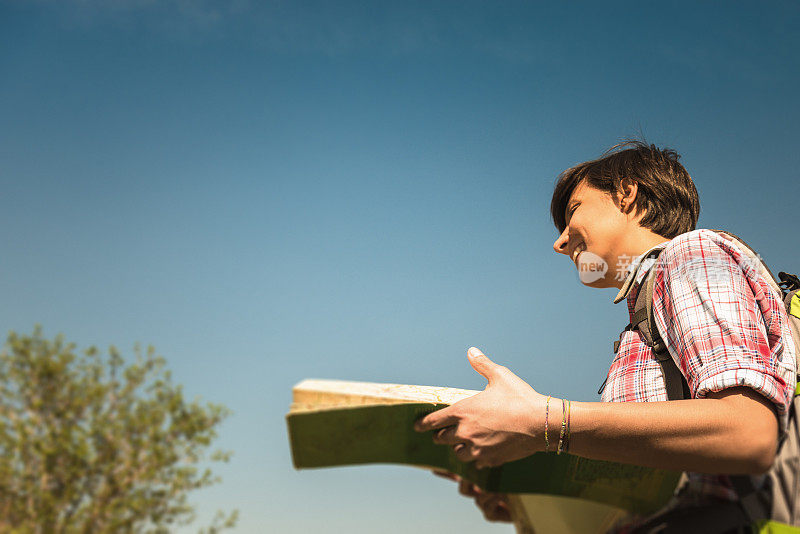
[0,327,236,533]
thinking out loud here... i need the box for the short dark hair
[550,140,700,239]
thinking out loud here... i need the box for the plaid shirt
[602,229,797,502]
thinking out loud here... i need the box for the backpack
[630,230,800,532]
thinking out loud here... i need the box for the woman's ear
[617,178,638,214]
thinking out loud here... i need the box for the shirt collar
[612,241,671,304]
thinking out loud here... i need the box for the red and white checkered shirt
[602,228,797,501]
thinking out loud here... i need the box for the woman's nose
[553,228,569,255]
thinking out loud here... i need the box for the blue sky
[1,1,799,532]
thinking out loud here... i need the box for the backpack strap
[729,475,770,524]
[634,250,691,401]
[629,497,750,533]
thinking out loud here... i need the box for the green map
[287,402,680,515]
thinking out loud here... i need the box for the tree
[0,327,237,533]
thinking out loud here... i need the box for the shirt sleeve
[652,229,796,432]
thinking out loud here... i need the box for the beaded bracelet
[565,400,572,453]
[544,395,551,452]
[557,398,567,455]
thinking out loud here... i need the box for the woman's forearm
[415,351,781,474]
[566,387,778,474]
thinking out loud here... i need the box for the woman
[415,141,797,533]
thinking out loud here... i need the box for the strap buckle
[779,272,800,293]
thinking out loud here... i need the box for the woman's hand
[415,347,546,468]
[433,471,512,523]
[459,478,513,522]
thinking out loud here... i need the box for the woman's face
[552,180,630,288]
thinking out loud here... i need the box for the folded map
[286,379,680,534]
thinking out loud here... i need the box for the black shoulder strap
[633,250,691,401]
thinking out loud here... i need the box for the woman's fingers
[458,478,479,497]
[453,443,474,462]
[476,492,513,522]
[432,426,461,445]
[432,470,459,482]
